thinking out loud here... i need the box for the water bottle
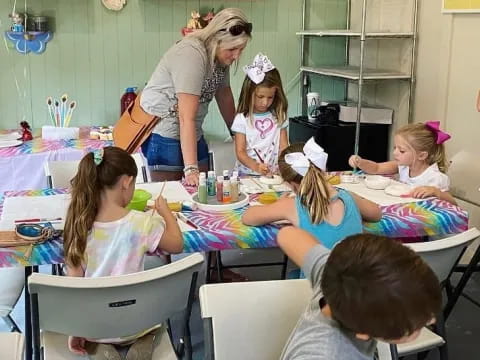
[121,87,138,115]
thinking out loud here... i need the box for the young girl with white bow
[242,137,382,249]
[232,53,289,176]
[349,121,457,204]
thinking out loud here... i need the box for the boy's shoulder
[281,298,376,360]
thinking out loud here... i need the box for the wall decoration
[443,0,480,13]
[102,0,126,11]
[4,31,52,54]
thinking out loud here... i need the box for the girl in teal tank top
[243,138,382,250]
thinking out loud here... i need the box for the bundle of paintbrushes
[46,94,77,127]
[42,94,80,140]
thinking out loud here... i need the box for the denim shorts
[141,133,209,172]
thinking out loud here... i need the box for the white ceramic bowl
[364,175,391,190]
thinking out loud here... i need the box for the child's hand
[154,195,171,216]
[409,186,440,199]
[68,336,87,355]
[348,155,361,168]
[256,162,270,176]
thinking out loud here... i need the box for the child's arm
[279,128,289,152]
[277,227,320,267]
[410,186,458,205]
[242,197,298,226]
[350,193,382,222]
[154,195,184,253]
[349,155,398,175]
[234,132,269,175]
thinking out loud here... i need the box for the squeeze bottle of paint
[198,176,207,204]
[223,179,231,203]
[216,176,224,202]
[207,171,216,196]
[230,176,239,202]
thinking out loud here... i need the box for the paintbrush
[150,181,167,217]
[253,148,273,178]
[54,100,61,127]
[60,94,68,127]
[64,101,77,127]
[46,97,56,126]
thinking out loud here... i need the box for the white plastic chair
[28,253,203,360]
[45,153,148,189]
[200,279,312,360]
[0,268,24,332]
[387,228,480,359]
[0,332,25,359]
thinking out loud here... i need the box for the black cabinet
[289,116,390,171]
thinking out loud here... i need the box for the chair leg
[281,254,289,280]
[205,252,212,283]
[2,315,21,333]
[215,251,224,282]
[461,292,480,308]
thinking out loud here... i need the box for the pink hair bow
[425,121,451,144]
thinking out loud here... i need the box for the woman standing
[140,8,252,185]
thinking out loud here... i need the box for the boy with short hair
[278,227,441,360]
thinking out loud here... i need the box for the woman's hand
[256,162,270,176]
[184,170,199,186]
[68,336,87,355]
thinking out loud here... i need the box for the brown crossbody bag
[113,94,159,154]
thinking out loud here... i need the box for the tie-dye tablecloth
[0,127,111,192]
[0,187,469,267]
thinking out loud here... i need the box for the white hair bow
[243,53,275,84]
[284,137,328,176]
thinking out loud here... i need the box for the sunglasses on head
[221,22,253,36]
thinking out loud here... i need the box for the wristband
[183,165,199,175]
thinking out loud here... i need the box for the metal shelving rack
[298,0,419,157]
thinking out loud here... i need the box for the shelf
[296,29,414,38]
[300,66,411,80]
[4,31,53,54]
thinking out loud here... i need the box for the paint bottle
[198,176,207,204]
[223,169,229,180]
[207,171,216,196]
[232,170,239,179]
[216,176,224,202]
[223,178,231,203]
[230,176,239,202]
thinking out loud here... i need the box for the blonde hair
[278,143,332,224]
[188,8,251,70]
[237,68,288,126]
[396,123,448,173]
[63,147,137,268]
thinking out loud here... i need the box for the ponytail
[64,152,100,267]
[279,143,332,224]
[63,147,138,268]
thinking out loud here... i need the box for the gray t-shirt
[141,37,230,140]
[280,245,377,360]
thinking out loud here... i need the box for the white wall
[414,0,480,225]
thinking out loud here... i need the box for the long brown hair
[278,143,331,224]
[396,123,449,173]
[237,68,288,126]
[63,147,138,267]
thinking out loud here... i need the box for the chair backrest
[0,268,25,317]
[207,139,236,172]
[131,152,149,183]
[200,279,312,360]
[44,160,80,189]
[28,253,203,339]
[45,153,148,189]
[407,228,480,282]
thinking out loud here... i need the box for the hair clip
[93,148,104,166]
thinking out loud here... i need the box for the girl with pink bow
[231,53,289,176]
[243,138,381,253]
[349,121,457,204]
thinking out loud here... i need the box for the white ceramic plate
[260,175,283,185]
[0,132,21,141]
[384,184,412,197]
[0,140,23,148]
